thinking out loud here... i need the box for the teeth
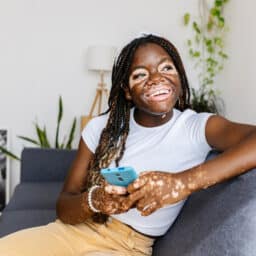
[150,89,170,97]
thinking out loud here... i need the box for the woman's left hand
[123,171,191,216]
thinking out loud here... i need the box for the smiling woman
[0,34,256,256]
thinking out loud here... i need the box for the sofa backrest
[20,148,77,182]
[20,148,219,183]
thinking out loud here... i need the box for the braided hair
[85,34,191,222]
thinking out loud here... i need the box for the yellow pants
[0,218,154,256]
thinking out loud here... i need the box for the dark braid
[85,34,191,223]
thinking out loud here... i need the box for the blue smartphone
[100,166,138,187]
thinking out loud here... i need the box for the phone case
[100,166,138,187]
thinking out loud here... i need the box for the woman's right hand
[90,184,130,215]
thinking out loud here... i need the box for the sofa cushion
[153,168,256,256]
[21,148,76,182]
[5,182,62,211]
[0,209,56,237]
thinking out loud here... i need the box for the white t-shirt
[82,108,213,236]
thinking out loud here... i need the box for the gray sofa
[0,148,256,255]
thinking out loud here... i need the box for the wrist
[177,170,198,196]
[87,185,101,213]
[179,166,204,193]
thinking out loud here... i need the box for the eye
[129,68,149,88]
[162,65,174,72]
[132,73,146,80]
[159,62,177,74]
[130,68,149,81]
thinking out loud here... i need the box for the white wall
[220,0,256,124]
[0,0,255,195]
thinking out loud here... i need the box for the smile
[150,89,171,97]
[144,86,174,102]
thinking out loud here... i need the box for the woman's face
[126,43,182,117]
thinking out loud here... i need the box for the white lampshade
[87,45,117,72]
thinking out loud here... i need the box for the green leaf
[35,123,47,147]
[218,17,225,28]
[189,48,194,57]
[207,46,214,53]
[215,0,223,7]
[184,13,190,26]
[211,7,221,17]
[65,118,77,150]
[218,51,228,59]
[193,51,200,57]
[207,21,213,31]
[17,111,51,149]
[205,39,212,46]
[193,22,201,34]
[55,95,63,148]
[59,135,66,149]
[214,37,223,47]
[0,145,20,161]
[42,126,51,148]
[60,140,65,149]
[14,96,77,151]
[17,136,40,146]
[207,67,214,73]
[187,39,192,46]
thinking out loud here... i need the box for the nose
[146,72,165,87]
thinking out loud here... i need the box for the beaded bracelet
[87,185,101,213]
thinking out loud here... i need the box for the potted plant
[0,96,77,161]
[183,0,229,113]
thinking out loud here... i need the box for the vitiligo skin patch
[123,171,192,216]
[90,163,222,216]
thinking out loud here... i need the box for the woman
[0,34,255,256]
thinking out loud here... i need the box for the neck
[134,108,173,127]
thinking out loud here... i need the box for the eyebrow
[159,57,173,65]
[130,57,174,73]
[130,66,146,73]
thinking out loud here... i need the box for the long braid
[85,34,192,223]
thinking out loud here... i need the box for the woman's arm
[182,115,256,192]
[125,115,256,216]
[56,138,131,224]
[56,138,95,224]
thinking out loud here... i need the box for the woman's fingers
[105,185,127,195]
[136,198,148,211]
[122,187,146,209]
[127,175,148,193]
[137,198,159,214]
[141,201,159,216]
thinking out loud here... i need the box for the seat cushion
[5,182,62,211]
[0,209,56,237]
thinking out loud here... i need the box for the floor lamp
[81,45,117,130]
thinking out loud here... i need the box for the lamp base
[80,115,93,131]
[81,81,109,130]
[89,83,108,116]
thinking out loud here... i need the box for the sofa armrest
[153,151,256,255]
[20,148,77,182]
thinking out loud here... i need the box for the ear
[123,86,132,101]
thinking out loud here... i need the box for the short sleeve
[81,114,108,153]
[184,110,215,152]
